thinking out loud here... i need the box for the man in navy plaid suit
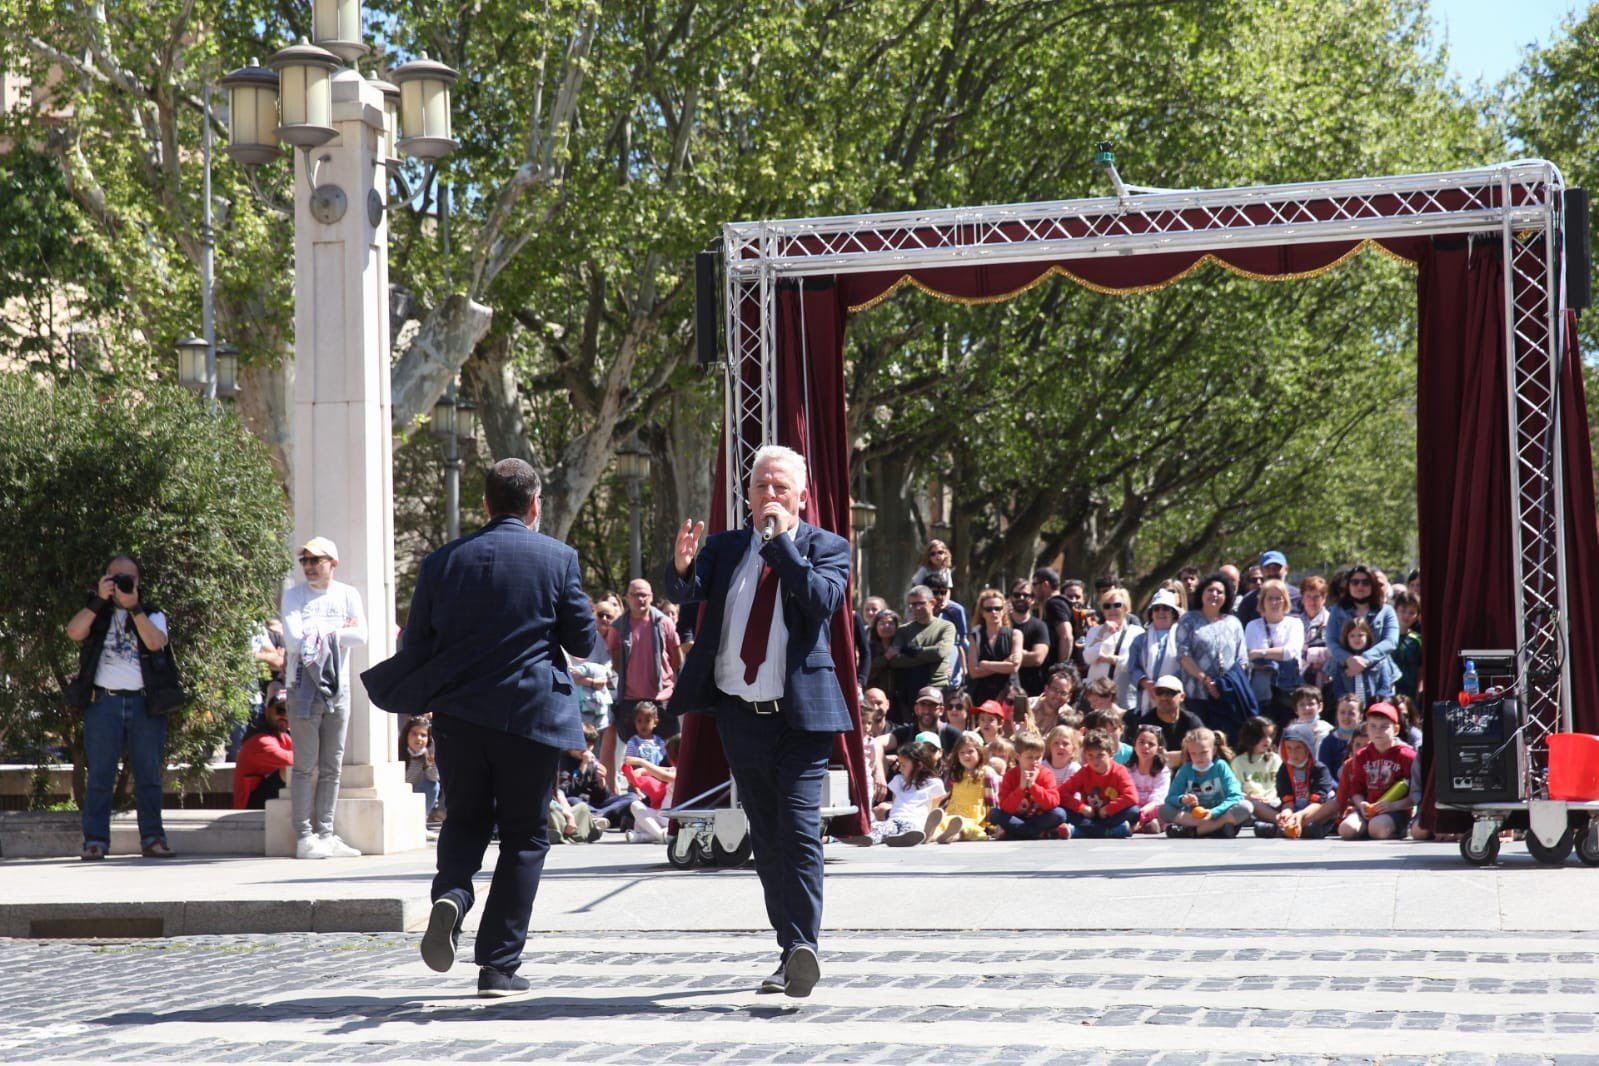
[363,458,595,999]
[665,444,852,998]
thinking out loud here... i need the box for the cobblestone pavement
[5,929,1599,1063]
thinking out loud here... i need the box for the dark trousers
[429,713,560,974]
[988,806,1067,839]
[1067,806,1139,837]
[716,702,833,960]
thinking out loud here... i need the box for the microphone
[760,516,777,543]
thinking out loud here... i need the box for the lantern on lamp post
[431,380,476,542]
[218,61,281,167]
[215,344,241,397]
[391,54,459,162]
[176,335,210,393]
[311,0,368,65]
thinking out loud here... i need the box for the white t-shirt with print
[94,609,168,691]
[887,776,946,824]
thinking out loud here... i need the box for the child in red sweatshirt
[1061,730,1139,838]
[989,731,1068,840]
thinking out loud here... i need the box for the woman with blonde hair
[909,539,953,591]
[1082,585,1142,711]
[966,587,1023,705]
[1244,578,1305,729]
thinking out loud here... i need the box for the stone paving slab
[2,930,1598,1063]
[3,835,1599,937]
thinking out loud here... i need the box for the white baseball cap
[298,536,340,563]
[1153,674,1185,693]
[1148,589,1181,613]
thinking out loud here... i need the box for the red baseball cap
[976,699,1012,721]
[1364,702,1400,725]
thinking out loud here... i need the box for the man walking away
[363,458,596,999]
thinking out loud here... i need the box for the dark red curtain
[1413,242,1518,830]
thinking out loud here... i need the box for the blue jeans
[81,691,167,849]
[412,776,441,816]
[1067,806,1139,837]
[988,806,1067,839]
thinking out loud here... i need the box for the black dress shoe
[783,945,820,998]
[421,898,461,973]
[478,967,531,999]
[758,963,786,994]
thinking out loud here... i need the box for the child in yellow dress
[933,731,998,842]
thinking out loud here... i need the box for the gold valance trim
[844,239,1421,313]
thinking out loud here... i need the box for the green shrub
[0,377,289,803]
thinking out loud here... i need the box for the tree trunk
[390,294,495,437]
[464,332,536,466]
[234,360,293,492]
[861,451,919,608]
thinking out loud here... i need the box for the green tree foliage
[0,379,289,800]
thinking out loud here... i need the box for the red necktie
[739,564,780,683]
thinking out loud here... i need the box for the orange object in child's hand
[1282,819,1302,839]
[1190,806,1210,820]
[1359,801,1378,818]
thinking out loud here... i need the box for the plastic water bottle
[1462,659,1480,701]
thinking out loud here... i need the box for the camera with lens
[112,574,137,595]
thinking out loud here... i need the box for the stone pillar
[265,69,425,856]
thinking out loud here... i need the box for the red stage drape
[677,233,1599,839]
[1413,242,1518,830]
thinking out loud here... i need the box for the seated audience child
[1287,685,1333,760]
[1082,707,1134,764]
[571,656,615,735]
[985,736,1015,777]
[935,731,999,843]
[974,699,1011,745]
[1041,724,1081,786]
[1335,724,1372,822]
[944,690,972,734]
[623,701,668,768]
[1331,618,1392,703]
[1319,693,1364,776]
[1391,589,1423,702]
[1082,677,1120,717]
[1061,730,1140,838]
[1161,727,1252,837]
[848,741,944,847]
[1127,725,1171,833]
[627,735,679,843]
[561,723,639,830]
[1338,702,1417,840]
[233,687,294,810]
[548,785,604,843]
[1390,694,1423,749]
[1257,721,1339,839]
[1232,716,1283,823]
[398,715,442,822]
[990,731,1069,840]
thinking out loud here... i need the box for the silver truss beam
[721,160,1573,786]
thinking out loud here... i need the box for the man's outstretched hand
[674,519,706,578]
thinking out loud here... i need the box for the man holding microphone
[665,444,852,998]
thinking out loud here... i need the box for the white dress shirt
[714,527,794,701]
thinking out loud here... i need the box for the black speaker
[1567,188,1591,312]
[695,250,721,366]
[1433,697,1526,805]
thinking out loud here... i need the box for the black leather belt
[93,686,142,698]
[738,697,782,716]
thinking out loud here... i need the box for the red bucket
[1548,733,1599,801]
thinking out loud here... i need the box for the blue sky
[1431,0,1583,84]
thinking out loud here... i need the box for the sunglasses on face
[982,605,1005,613]
[1101,602,1125,611]
[299,555,329,566]
[1349,577,1372,586]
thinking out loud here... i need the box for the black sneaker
[477,966,531,999]
[1165,824,1196,839]
[783,945,820,998]
[1218,822,1240,839]
[758,963,787,994]
[1253,820,1279,839]
[420,897,461,973]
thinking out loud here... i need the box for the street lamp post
[219,0,459,856]
[851,500,877,604]
[616,438,651,580]
[431,380,477,542]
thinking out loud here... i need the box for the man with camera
[281,536,368,859]
[65,556,176,860]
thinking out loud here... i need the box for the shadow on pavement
[97,987,792,1034]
